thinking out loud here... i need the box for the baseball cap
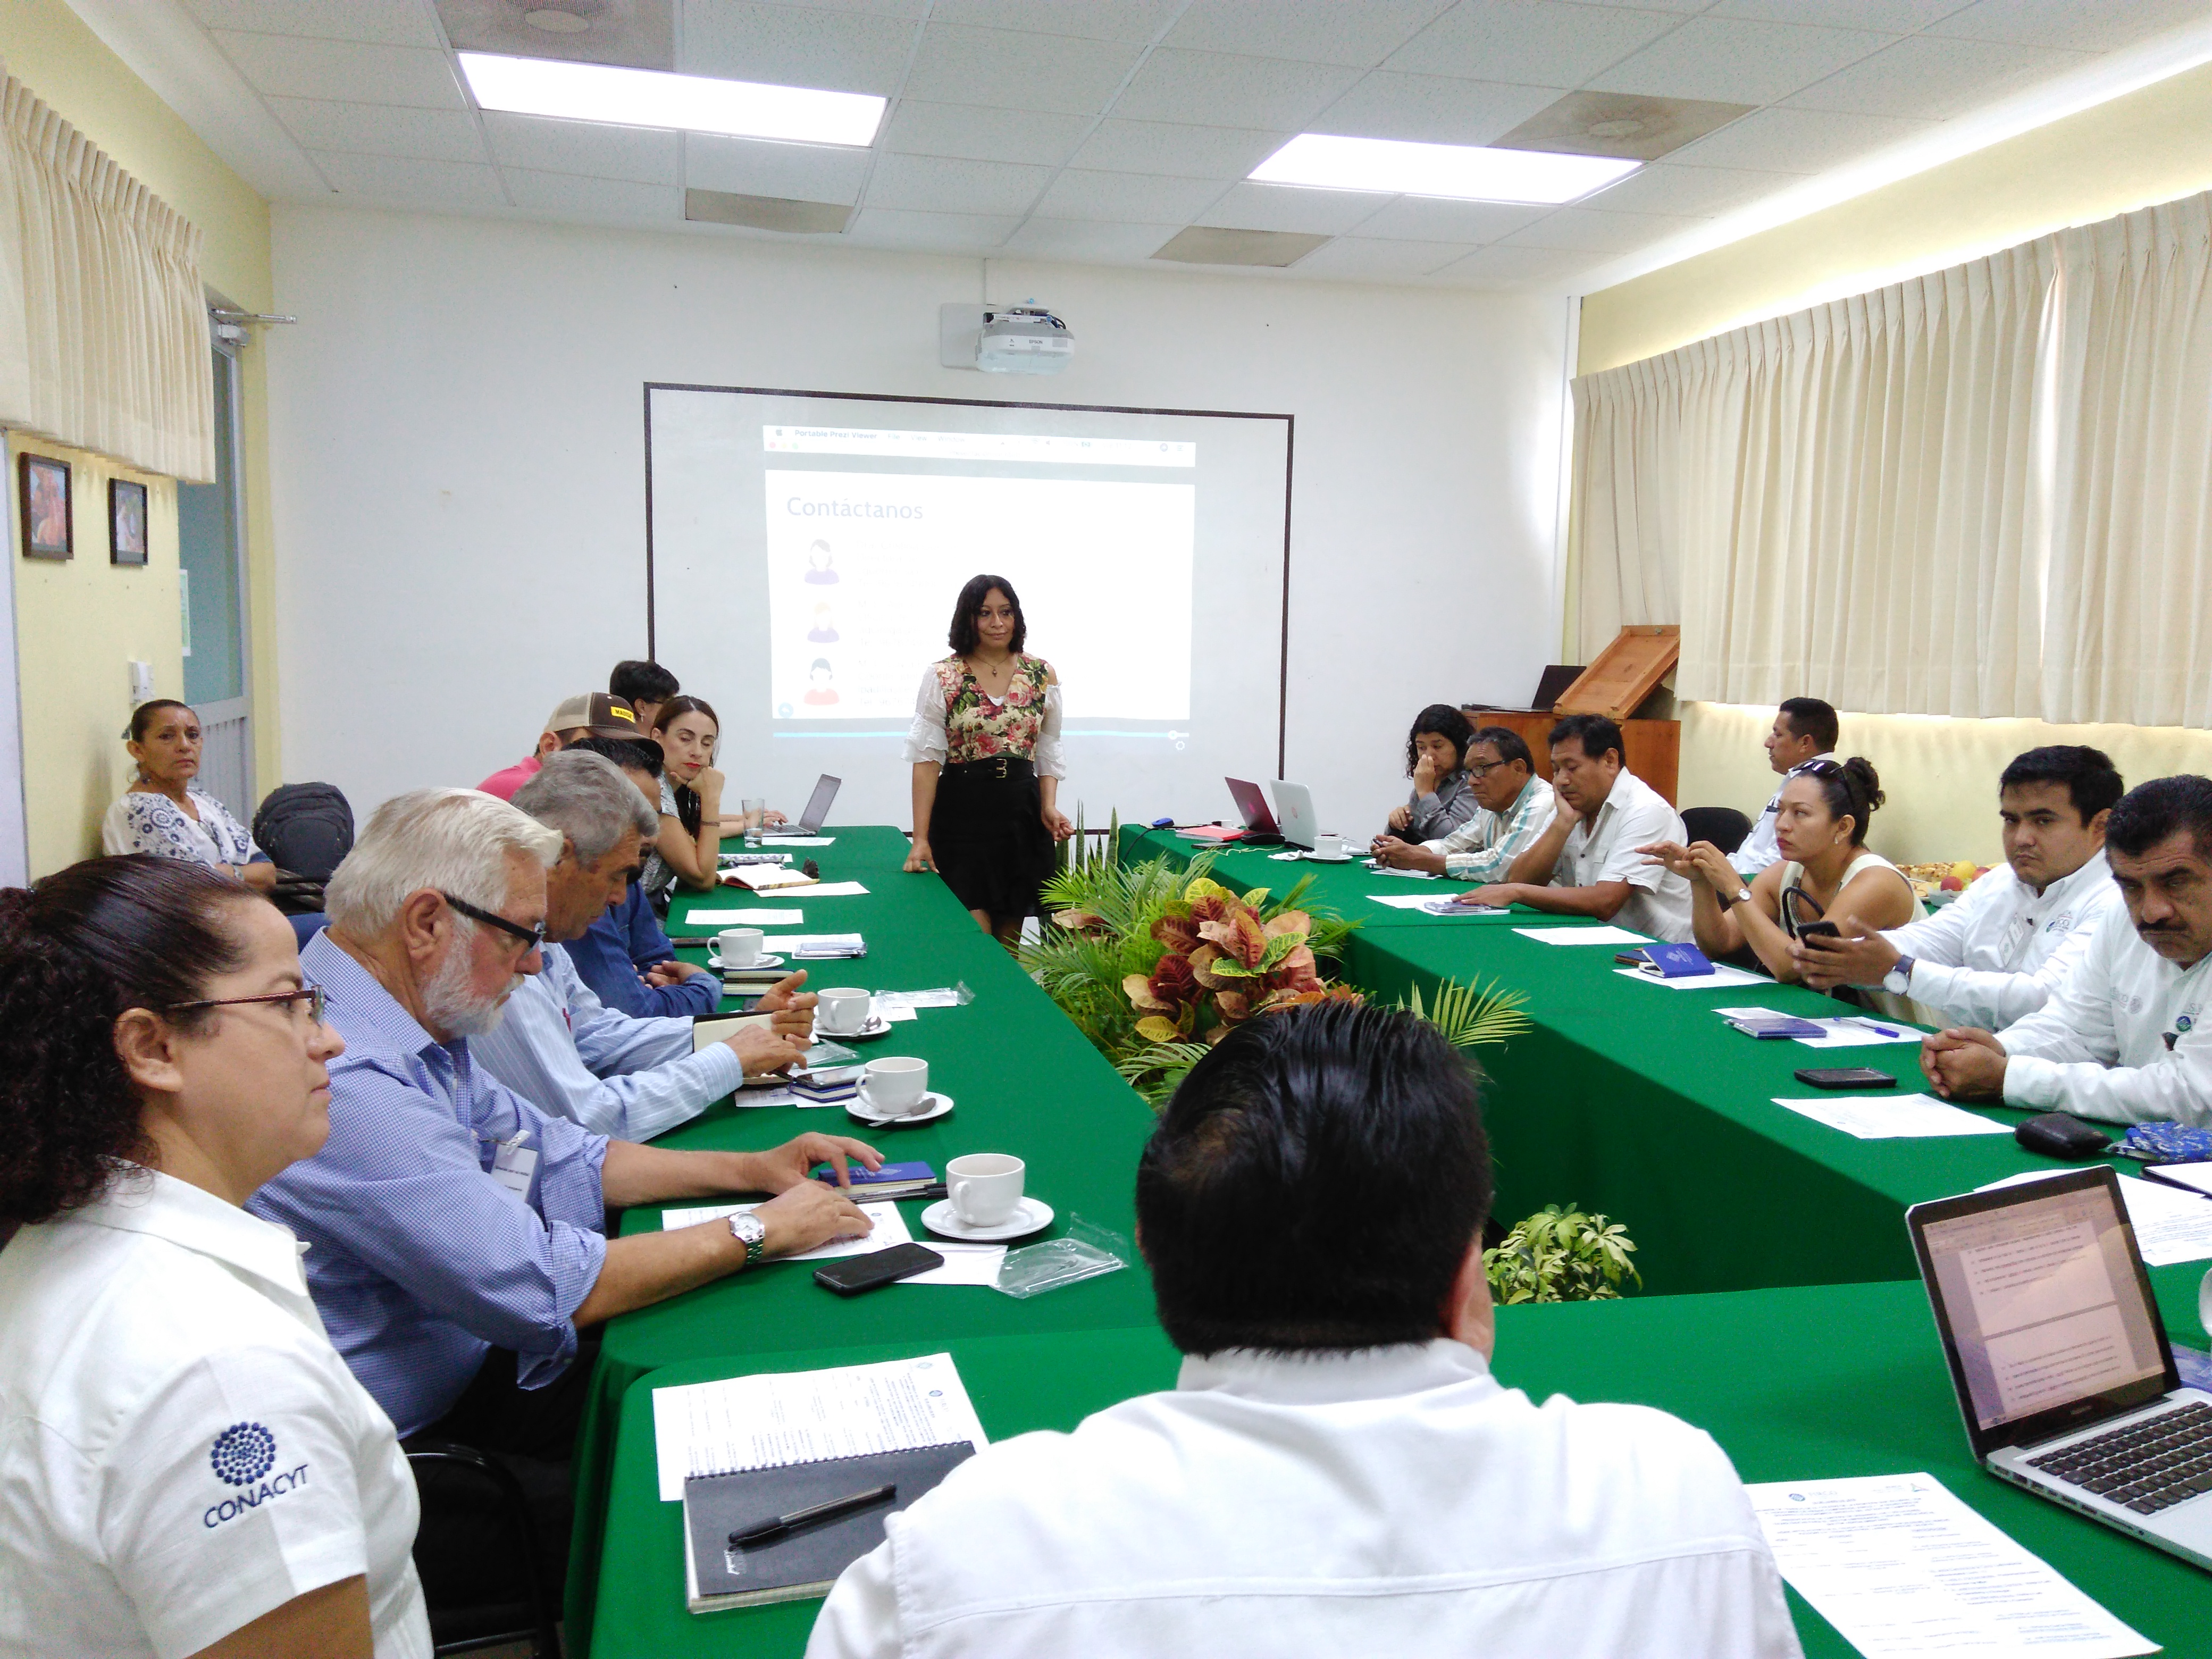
[543,693,648,743]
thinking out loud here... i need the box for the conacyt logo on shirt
[205,1421,309,1528]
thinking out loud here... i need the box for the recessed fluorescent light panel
[1249,133,1639,205]
[458,52,884,146]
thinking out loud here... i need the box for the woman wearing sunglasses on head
[1638,756,1917,984]
[0,857,430,1659]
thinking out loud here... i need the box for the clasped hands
[724,969,818,1075]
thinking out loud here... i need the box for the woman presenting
[903,575,1074,944]
[102,699,279,892]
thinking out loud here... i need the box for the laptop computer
[1269,781,1319,852]
[1225,777,1280,837]
[795,774,840,833]
[1908,1166,2212,1569]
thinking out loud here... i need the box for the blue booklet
[1643,941,1715,978]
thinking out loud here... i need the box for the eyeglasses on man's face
[439,891,547,953]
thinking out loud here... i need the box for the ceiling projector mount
[939,301,1074,376]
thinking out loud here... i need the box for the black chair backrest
[1681,805,1754,855]
[253,782,354,881]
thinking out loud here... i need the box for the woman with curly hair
[0,857,430,1658]
[1386,703,1480,842]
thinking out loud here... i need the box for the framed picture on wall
[18,453,70,560]
[109,477,148,566]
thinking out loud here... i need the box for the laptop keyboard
[2027,1401,2212,1514]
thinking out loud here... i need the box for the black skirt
[931,757,1054,918]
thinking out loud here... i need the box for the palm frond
[1397,976,1532,1049]
[1113,1040,1212,1108]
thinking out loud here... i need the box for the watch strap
[728,1212,767,1268]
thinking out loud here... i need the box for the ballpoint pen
[1848,1016,1904,1038]
[728,1482,897,1550]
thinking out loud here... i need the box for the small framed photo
[18,453,70,560]
[109,477,148,566]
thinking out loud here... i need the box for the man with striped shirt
[1370,727,1556,882]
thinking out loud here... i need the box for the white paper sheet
[1613,963,1770,991]
[658,1201,910,1259]
[1747,1473,2155,1657]
[1367,866,1439,880]
[1515,925,1652,945]
[792,881,869,897]
[784,933,866,956]
[1791,1016,1924,1048]
[728,865,814,890]
[876,1003,918,1022]
[1370,893,1452,909]
[1772,1093,2011,1138]
[878,988,965,1010]
[759,835,835,846]
[1979,1168,2212,1267]
[688,908,805,926]
[652,1353,986,1501]
[899,1243,1007,1286]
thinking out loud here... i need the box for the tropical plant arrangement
[1483,1204,1640,1304]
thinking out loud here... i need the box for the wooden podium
[1466,626,1682,805]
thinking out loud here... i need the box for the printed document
[691,908,805,926]
[1748,1473,2154,1657]
[653,1353,987,1500]
[1772,1093,2012,1138]
[1515,925,1651,945]
[659,1200,909,1260]
[1980,1168,2212,1268]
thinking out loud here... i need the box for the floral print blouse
[102,784,265,869]
[902,654,1067,777]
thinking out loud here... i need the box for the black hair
[608,659,678,707]
[1792,755,1885,847]
[1137,1000,1492,1354]
[947,574,1027,656]
[1778,697,1840,754]
[125,698,194,743]
[1405,704,1474,777]
[810,658,833,675]
[1467,725,1534,773]
[2000,745,2124,825]
[0,857,256,1226]
[566,734,663,778]
[1548,713,1624,766]
[2106,776,2212,862]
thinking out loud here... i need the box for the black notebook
[683,1442,976,1612]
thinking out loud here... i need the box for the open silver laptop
[1269,781,1318,851]
[1224,777,1280,836]
[795,774,840,832]
[1908,1166,2212,1570]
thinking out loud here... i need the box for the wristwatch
[1883,954,1916,997]
[728,1211,767,1269]
[1723,886,1753,908]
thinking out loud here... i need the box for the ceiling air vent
[1151,227,1330,267]
[683,189,853,234]
[1495,91,1754,163]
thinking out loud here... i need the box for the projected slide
[648,388,1290,828]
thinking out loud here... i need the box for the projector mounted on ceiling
[941,303,1073,376]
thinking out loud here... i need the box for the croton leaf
[1187,941,1231,988]
[1263,910,1311,941]
[1187,892,1230,924]
[1134,1014,1184,1044]
[1185,877,1238,906]
[1240,886,1271,909]
[1264,943,1320,990]
[1199,904,1270,968]
[1151,912,1202,953]
[1052,907,1107,931]
[1149,952,1201,1008]
[1124,972,1169,1012]
[1214,989,1252,1022]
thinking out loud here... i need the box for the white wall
[267,206,1571,837]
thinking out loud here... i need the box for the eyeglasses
[1466,759,1516,778]
[439,892,547,952]
[165,983,328,1024]
[1796,758,1845,780]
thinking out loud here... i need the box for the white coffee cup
[718,927,765,966]
[1315,832,1347,857]
[818,987,870,1035]
[946,1153,1025,1227]
[861,1055,929,1116]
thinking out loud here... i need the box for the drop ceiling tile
[843,207,1021,250]
[504,169,685,222]
[1787,32,2090,118]
[441,0,673,69]
[1502,203,1702,252]
[1926,0,2211,53]
[904,26,1146,113]
[481,113,682,184]
[1068,119,1288,179]
[883,102,1092,166]
[1029,169,1231,222]
[1290,234,1477,280]
[1111,48,1362,129]
[1196,180,1392,235]
[928,0,1185,41]
[1589,16,1891,104]
[1162,1,1453,69]
[1308,71,1562,146]
[1350,195,1549,241]
[685,135,874,202]
[1710,0,1970,28]
[183,0,446,47]
[212,33,466,108]
[1576,160,1793,216]
[865,152,1055,213]
[998,216,1187,259]
[743,0,929,16]
[265,99,487,164]
[1385,2,1682,88]
[1667,103,1932,171]
[1559,0,1709,13]
[309,152,507,209]
[1428,242,1603,284]
[678,2,918,94]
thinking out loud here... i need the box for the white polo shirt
[808,1339,1801,1659]
[0,1170,429,1659]
[1553,768,1696,943]
[1881,852,2121,1032]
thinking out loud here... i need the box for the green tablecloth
[590,1272,2212,1658]
[1121,826,2102,1294]
[565,829,1161,1653]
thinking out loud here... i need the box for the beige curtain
[0,70,214,482]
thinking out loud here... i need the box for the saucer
[920,1196,1054,1242]
[816,1013,892,1042]
[708,951,787,971]
[845,1090,954,1127]
[1304,851,1354,862]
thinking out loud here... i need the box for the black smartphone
[813,1243,944,1296]
[1793,921,1841,940]
[1793,1066,1898,1089]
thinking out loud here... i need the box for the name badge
[490,1133,538,1197]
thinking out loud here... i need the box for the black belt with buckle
[945,756,1033,782]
